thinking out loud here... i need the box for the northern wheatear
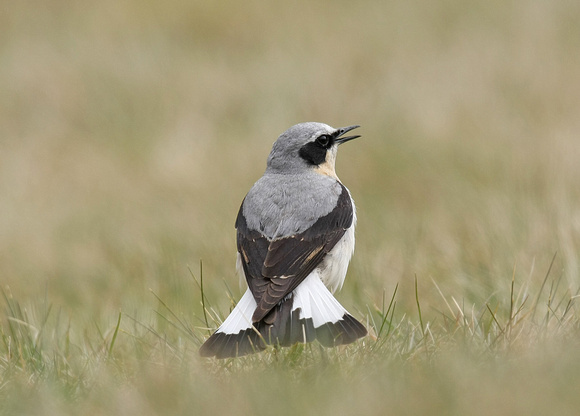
[200,122,366,358]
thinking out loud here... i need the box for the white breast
[317,200,356,293]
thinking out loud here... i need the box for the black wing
[235,184,353,323]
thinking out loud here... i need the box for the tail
[199,272,367,359]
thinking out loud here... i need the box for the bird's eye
[316,134,331,147]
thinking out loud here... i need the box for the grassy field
[2,1,580,414]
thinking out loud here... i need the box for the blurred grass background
[2,0,580,414]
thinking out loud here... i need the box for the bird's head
[266,122,360,177]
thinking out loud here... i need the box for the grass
[1,261,579,415]
[2,0,580,414]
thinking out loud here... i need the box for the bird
[199,122,367,358]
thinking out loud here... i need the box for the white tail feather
[293,272,348,328]
[216,289,256,335]
[216,272,352,335]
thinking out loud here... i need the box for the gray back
[242,171,343,239]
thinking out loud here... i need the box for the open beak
[334,125,361,145]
